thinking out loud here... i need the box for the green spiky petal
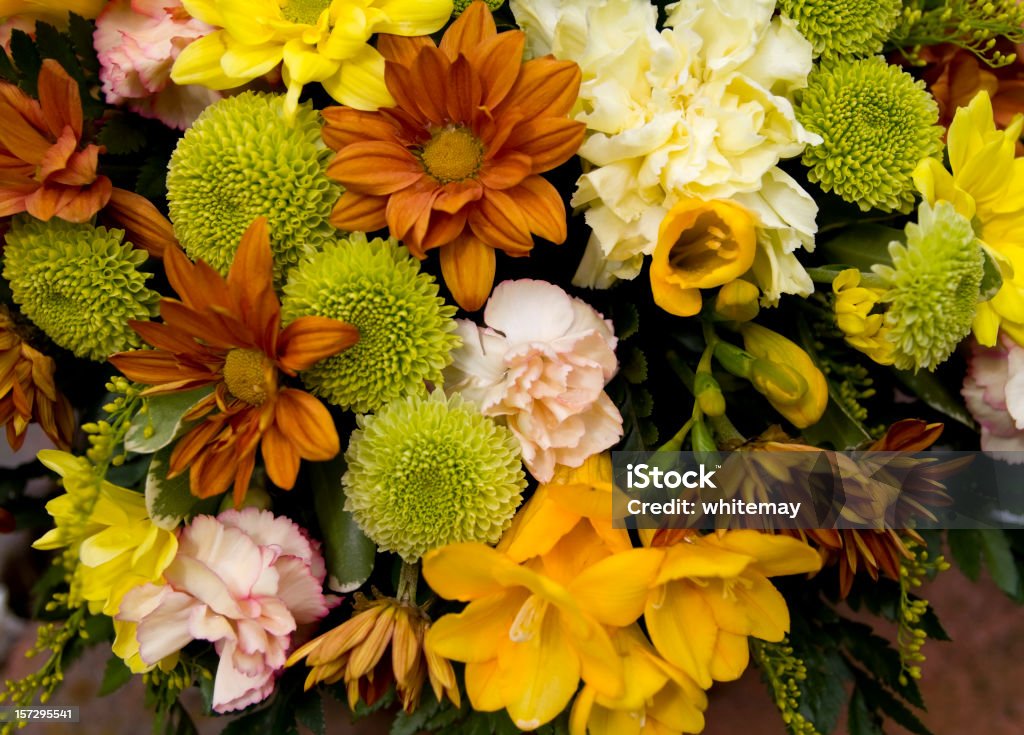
[779,0,901,59]
[873,201,984,371]
[2,217,158,361]
[166,91,339,283]
[343,391,526,562]
[797,57,942,213]
[282,234,459,413]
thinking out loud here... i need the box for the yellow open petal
[219,0,281,44]
[913,158,976,221]
[422,542,517,600]
[947,91,993,174]
[465,659,505,712]
[707,630,750,682]
[181,0,225,26]
[283,39,340,83]
[320,44,394,110]
[567,548,663,627]
[650,274,703,317]
[654,543,751,585]
[703,530,823,577]
[498,489,580,562]
[372,0,453,35]
[734,572,790,642]
[645,580,716,688]
[171,32,250,89]
[498,604,581,730]
[426,589,527,663]
[220,41,285,80]
[648,677,707,734]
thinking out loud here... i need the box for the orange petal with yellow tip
[277,315,359,373]
[440,233,495,311]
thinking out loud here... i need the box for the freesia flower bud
[714,280,761,322]
[740,323,828,428]
[694,372,726,417]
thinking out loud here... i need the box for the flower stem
[397,561,420,604]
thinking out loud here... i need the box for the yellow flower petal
[321,44,394,110]
[645,580,715,688]
[567,548,662,627]
[372,0,453,35]
[465,659,506,712]
[422,542,518,600]
[171,32,249,89]
[707,630,750,682]
[498,489,581,562]
[703,530,823,577]
[283,39,340,83]
[425,590,526,663]
[220,41,285,80]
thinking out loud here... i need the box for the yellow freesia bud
[694,371,726,416]
[832,268,895,366]
[650,199,757,317]
[740,323,828,429]
[714,280,761,322]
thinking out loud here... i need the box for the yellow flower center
[279,0,331,25]
[419,126,484,184]
[667,212,742,275]
[222,348,274,406]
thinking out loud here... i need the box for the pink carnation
[963,335,1024,458]
[117,508,333,713]
[445,279,623,482]
[94,0,219,130]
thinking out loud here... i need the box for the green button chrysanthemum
[166,91,339,283]
[454,0,503,15]
[779,0,901,59]
[797,57,942,213]
[343,391,526,562]
[874,201,985,371]
[2,217,158,361]
[282,234,459,413]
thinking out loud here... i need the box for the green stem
[397,561,419,604]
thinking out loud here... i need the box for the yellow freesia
[497,453,632,563]
[740,323,828,429]
[914,90,1024,346]
[650,199,757,318]
[832,269,895,366]
[172,0,453,116]
[32,450,178,617]
[642,531,821,689]
[0,0,105,24]
[424,526,663,730]
[569,625,707,735]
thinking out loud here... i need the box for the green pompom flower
[2,217,158,361]
[779,0,901,59]
[797,57,942,213]
[282,234,459,413]
[343,391,526,562]
[166,92,339,282]
[873,201,984,371]
[454,0,503,15]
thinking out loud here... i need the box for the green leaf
[838,619,923,708]
[614,302,640,340]
[848,689,884,735]
[66,13,100,74]
[850,664,932,735]
[310,456,376,593]
[136,154,170,202]
[9,29,40,94]
[820,224,904,272]
[33,23,81,84]
[979,529,1022,598]
[892,367,976,430]
[145,445,219,529]
[125,386,214,454]
[98,114,148,155]
[948,529,983,581]
[98,654,133,697]
[621,346,648,384]
[391,698,440,735]
[295,690,326,735]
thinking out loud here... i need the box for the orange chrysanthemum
[0,304,74,452]
[323,1,585,311]
[0,59,175,255]
[110,218,359,504]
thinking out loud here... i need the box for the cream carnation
[444,279,623,482]
[115,509,332,712]
[510,0,821,302]
[94,0,220,130]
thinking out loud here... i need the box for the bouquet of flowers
[1,1,1023,733]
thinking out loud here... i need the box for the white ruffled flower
[510,0,821,301]
[444,279,623,483]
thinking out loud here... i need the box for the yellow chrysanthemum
[832,268,895,366]
[172,0,453,115]
[32,450,178,617]
[914,90,1024,346]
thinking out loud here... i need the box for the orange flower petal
[327,141,424,196]
[446,55,483,123]
[504,118,585,174]
[190,445,237,499]
[232,448,258,506]
[50,144,101,186]
[468,188,533,254]
[24,185,74,221]
[478,152,531,191]
[261,423,301,490]
[408,47,450,125]
[330,190,389,232]
[439,1,496,61]
[37,60,82,140]
[440,232,495,312]
[386,180,440,248]
[277,315,359,373]
[467,28,525,109]
[170,417,225,477]
[160,301,241,350]
[0,89,51,164]
[128,320,206,355]
[421,208,469,251]
[100,188,177,258]
[433,180,483,214]
[227,217,281,350]
[377,33,435,67]
[52,177,112,222]
[273,388,339,461]
[510,175,567,244]
[109,349,215,385]
[36,128,76,181]
[0,178,33,217]
[322,107,398,150]
[498,58,581,120]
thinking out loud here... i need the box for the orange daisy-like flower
[0,59,175,255]
[323,1,585,311]
[110,218,359,504]
[0,304,74,452]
